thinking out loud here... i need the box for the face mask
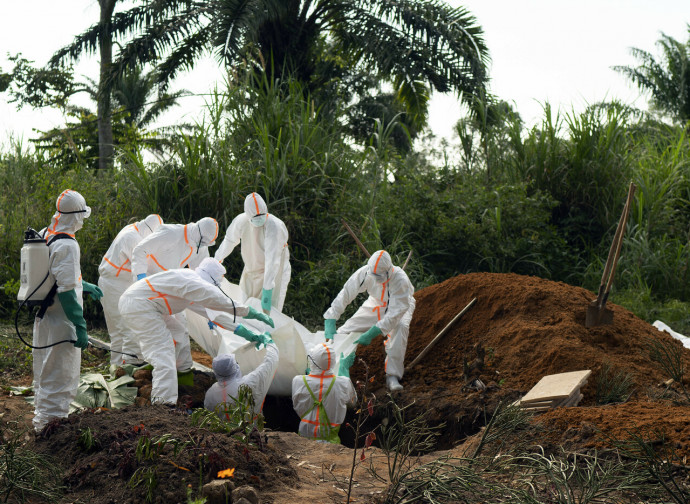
[250,214,267,227]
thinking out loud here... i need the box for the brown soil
[351,272,690,453]
[3,272,690,503]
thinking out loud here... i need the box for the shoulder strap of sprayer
[36,233,77,319]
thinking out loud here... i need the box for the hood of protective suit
[308,343,335,375]
[46,189,91,236]
[138,214,163,238]
[367,250,392,283]
[212,353,242,381]
[196,258,226,286]
[244,193,268,227]
[187,217,218,249]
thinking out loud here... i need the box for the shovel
[585,182,636,327]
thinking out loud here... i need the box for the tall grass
[2,74,690,332]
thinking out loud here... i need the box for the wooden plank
[520,370,591,404]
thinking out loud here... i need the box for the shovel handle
[597,183,634,295]
[603,182,636,298]
[342,219,371,258]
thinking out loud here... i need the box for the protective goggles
[59,206,92,218]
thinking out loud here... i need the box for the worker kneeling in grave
[292,343,356,443]
[118,258,274,406]
[323,250,415,391]
[204,342,279,419]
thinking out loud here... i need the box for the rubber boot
[386,375,403,391]
[177,370,194,386]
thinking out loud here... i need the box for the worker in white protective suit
[130,217,219,377]
[214,193,290,313]
[98,214,163,367]
[292,343,356,443]
[119,258,274,405]
[32,189,102,431]
[323,250,415,391]
[204,343,280,418]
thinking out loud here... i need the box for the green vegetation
[3,67,690,333]
[0,421,64,503]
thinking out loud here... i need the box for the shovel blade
[585,304,614,327]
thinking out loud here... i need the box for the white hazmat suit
[292,343,356,443]
[119,259,252,405]
[32,189,91,431]
[98,214,163,366]
[215,193,290,312]
[130,218,219,368]
[131,218,219,276]
[324,250,415,385]
[204,346,279,417]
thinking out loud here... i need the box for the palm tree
[114,0,489,129]
[110,67,187,129]
[613,26,690,124]
[48,0,118,170]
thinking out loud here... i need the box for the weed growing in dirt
[0,332,32,384]
[78,427,99,453]
[595,361,634,405]
[0,420,64,503]
[646,335,689,400]
[612,428,690,504]
[189,384,264,445]
[344,358,377,503]
[369,396,443,503]
[471,402,535,461]
[514,449,651,504]
[134,433,189,463]
[128,466,158,503]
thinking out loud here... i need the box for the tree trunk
[97,0,117,170]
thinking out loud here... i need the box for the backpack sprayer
[15,227,138,358]
[15,228,78,349]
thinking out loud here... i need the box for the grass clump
[595,361,634,405]
[0,421,64,503]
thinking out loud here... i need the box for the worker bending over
[130,217,219,373]
[98,214,163,368]
[215,193,290,313]
[119,258,273,405]
[323,250,415,391]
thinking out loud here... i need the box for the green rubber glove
[354,325,382,346]
[247,306,275,328]
[82,280,103,301]
[261,288,273,312]
[338,352,356,378]
[257,331,274,349]
[57,289,88,349]
[324,319,336,341]
[234,324,260,343]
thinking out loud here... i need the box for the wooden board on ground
[520,370,591,404]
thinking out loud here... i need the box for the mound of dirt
[350,272,690,452]
[32,405,297,504]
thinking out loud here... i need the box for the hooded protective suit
[214,193,290,312]
[130,218,218,368]
[323,250,415,380]
[204,344,279,417]
[119,259,252,405]
[292,343,356,443]
[131,218,218,277]
[98,215,163,366]
[33,189,91,430]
